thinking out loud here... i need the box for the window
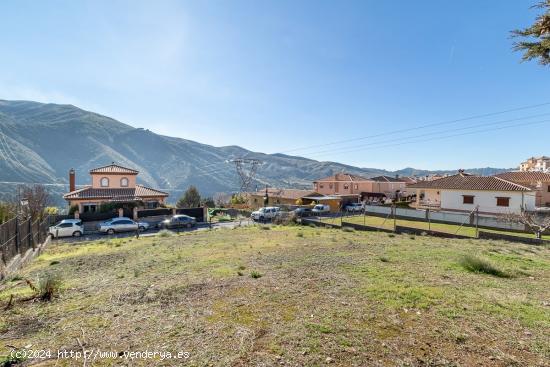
[354,184,358,190]
[59,223,73,228]
[548,185,550,193]
[320,184,324,189]
[100,177,109,187]
[120,177,129,187]
[496,197,510,207]
[462,195,474,204]
[344,184,349,189]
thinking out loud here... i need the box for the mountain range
[0,100,511,205]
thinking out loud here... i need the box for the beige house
[519,156,550,173]
[407,172,535,215]
[495,171,550,207]
[313,173,406,199]
[64,163,169,213]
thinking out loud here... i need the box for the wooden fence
[0,215,55,268]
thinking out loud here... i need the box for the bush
[459,255,509,278]
[158,229,174,237]
[259,225,270,230]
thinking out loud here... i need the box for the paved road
[51,219,253,243]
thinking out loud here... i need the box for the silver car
[97,217,149,234]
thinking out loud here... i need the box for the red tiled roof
[406,174,531,192]
[495,171,550,183]
[64,184,168,200]
[370,175,407,183]
[90,164,139,175]
[314,173,371,183]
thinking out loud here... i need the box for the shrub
[259,225,270,230]
[237,271,244,276]
[342,226,355,232]
[459,255,509,278]
[158,229,173,237]
[388,234,395,238]
[37,274,62,301]
[250,271,262,279]
[296,231,304,237]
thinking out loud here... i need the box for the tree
[177,186,201,208]
[512,1,550,65]
[0,201,16,223]
[20,185,50,220]
[201,197,216,208]
[502,211,550,239]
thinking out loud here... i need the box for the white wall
[440,190,535,214]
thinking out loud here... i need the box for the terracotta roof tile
[495,171,550,183]
[314,173,371,183]
[407,174,531,192]
[64,184,168,200]
[90,164,139,175]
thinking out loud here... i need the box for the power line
[306,118,550,157]
[277,101,550,154]
[299,112,550,157]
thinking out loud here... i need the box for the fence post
[15,216,20,254]
[475,206,479,238]
[392,204,397,232]
[29,219,34,250]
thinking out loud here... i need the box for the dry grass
[0,227,549,366]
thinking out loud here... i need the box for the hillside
[0,100,510,204]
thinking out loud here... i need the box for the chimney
[69,168,76,192]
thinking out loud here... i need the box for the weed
[342,226,355,233]
[459,255,509,278]
[260,225,270,230]
[297,231,304,237]
[0,349,27,366]
[7,275,22,282]
[158,229,174,237]
[409,236,416,240]
[250,270,262,279]
[50,260,60,266]
[37,274,62,301]
[379,256,390,263]
[238,265,246,270]
[388,234,395,238]
[237,271,244,276]
[306,322,333,334]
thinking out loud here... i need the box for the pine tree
[512,1,550,65]
[177,186,201,208]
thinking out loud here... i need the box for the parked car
[312,204,331,214]
[344,203,364,213]
[293,207,313,217]
[97,217,149,234]
[49,219,84,238]
[159,214,196,229]
[251,207,281,221]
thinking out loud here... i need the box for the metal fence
[0,215,55,267]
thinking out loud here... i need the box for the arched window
[120,177,129,187]
[100,177,109,187]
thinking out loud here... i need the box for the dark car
[294,207,313,217]
[159,214,196,229]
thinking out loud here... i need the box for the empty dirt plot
[1,226,549,366]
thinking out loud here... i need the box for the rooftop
[251,188,322,200]
[89,163,139,175]
[407,173,531,192]
[314,172,371,183]
[64,184,168,200]
[496,171,550,183]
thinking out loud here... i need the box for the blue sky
[0,0,548,170]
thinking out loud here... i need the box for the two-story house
[63,163,169,214]
[495,171,550,207]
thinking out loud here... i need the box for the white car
[312,204,331,214]
[251,207,281,221]
[49,219,84,238]
[344,203,364,213]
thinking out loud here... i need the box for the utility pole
[392,204,397,232]
[263,185,269,224]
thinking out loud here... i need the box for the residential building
[495,171,550,207]
[407,171,535,215]
[248,188,323,209]
[64,163,169,213]
[519,156,550,173]
[313,173,406,199]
